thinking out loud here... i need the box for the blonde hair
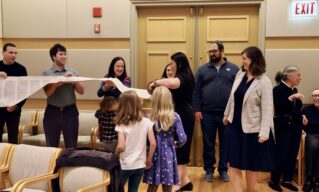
[115,90,143,126]
[150,86,174,131]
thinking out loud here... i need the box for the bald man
[302,89,319,192]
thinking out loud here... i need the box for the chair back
[78,110,98,136]
[60,166,108,192]
[36,110,45,134]
[8,144,61,191]
[0,143,12,166]
[20,109,37,129]
[2,109,37,143]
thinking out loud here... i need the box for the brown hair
[114,90,143,126]
[241,46,266,76]
[100,96,117,112]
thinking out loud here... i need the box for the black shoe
[302,180,313,192]
[175,182,193,192]
[281,181,298,192]
[313,182,319,192]
[268,181,283,192]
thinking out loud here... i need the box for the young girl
[143,86,187,192]
[94,96,118,152]
[115,90,156,192]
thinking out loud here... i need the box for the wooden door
[137,4,260,166]
[137,7,195,88]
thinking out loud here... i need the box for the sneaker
[268,181,283,192]
[219,171,230,182]
[205,170,213,182]
[281,181,298,192]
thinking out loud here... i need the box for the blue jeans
[121,168,145,192]
[201,111,228,173]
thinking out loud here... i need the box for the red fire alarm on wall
[93,7,102,17]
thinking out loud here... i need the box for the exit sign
[291,0,318,16]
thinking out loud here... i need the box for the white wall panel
[67,0,130,38]
[16,49,130,100]
[2,0,130,38]
[266,49,319,104]
[266,0,319,37]
[16,49,52,99]
[2,0,67,38]
[0,1,3,38]
[67,49,130,99]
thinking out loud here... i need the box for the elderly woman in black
[269,65,304,192]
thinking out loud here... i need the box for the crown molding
[130,0,264,6]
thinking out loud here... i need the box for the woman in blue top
[97,57,131,98]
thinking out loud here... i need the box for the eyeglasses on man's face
[207,49,219,54]
[312,94,319,98]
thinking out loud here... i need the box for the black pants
[271,124,302,183]
[43,105,79,148]
[305,134,319,178]
[0,108,21,144]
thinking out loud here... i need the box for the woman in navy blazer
[223,46,275,192]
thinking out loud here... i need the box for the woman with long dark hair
[148,52,195,192]
[97,57,131,98]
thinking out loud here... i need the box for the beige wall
[266,0,319,37]
[1,0,319,103]
[265,0,319,104]
[2,0,130,38]
[17,49,130,100]
[1,0,131,100]
[0,2,2,39]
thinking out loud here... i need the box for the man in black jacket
[0,43,28,143]
[192,40,239,182]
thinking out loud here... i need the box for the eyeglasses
[207,49,219,54]
[312,94,319,98]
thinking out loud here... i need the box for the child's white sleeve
[115,125,123,133]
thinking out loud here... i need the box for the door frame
[129,0,266,86]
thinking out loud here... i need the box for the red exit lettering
[295,1,316,15]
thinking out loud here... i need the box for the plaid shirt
[95,110,117,143]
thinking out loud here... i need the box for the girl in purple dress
[143,86,187,192]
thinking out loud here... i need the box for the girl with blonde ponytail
[144,86,187,192]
